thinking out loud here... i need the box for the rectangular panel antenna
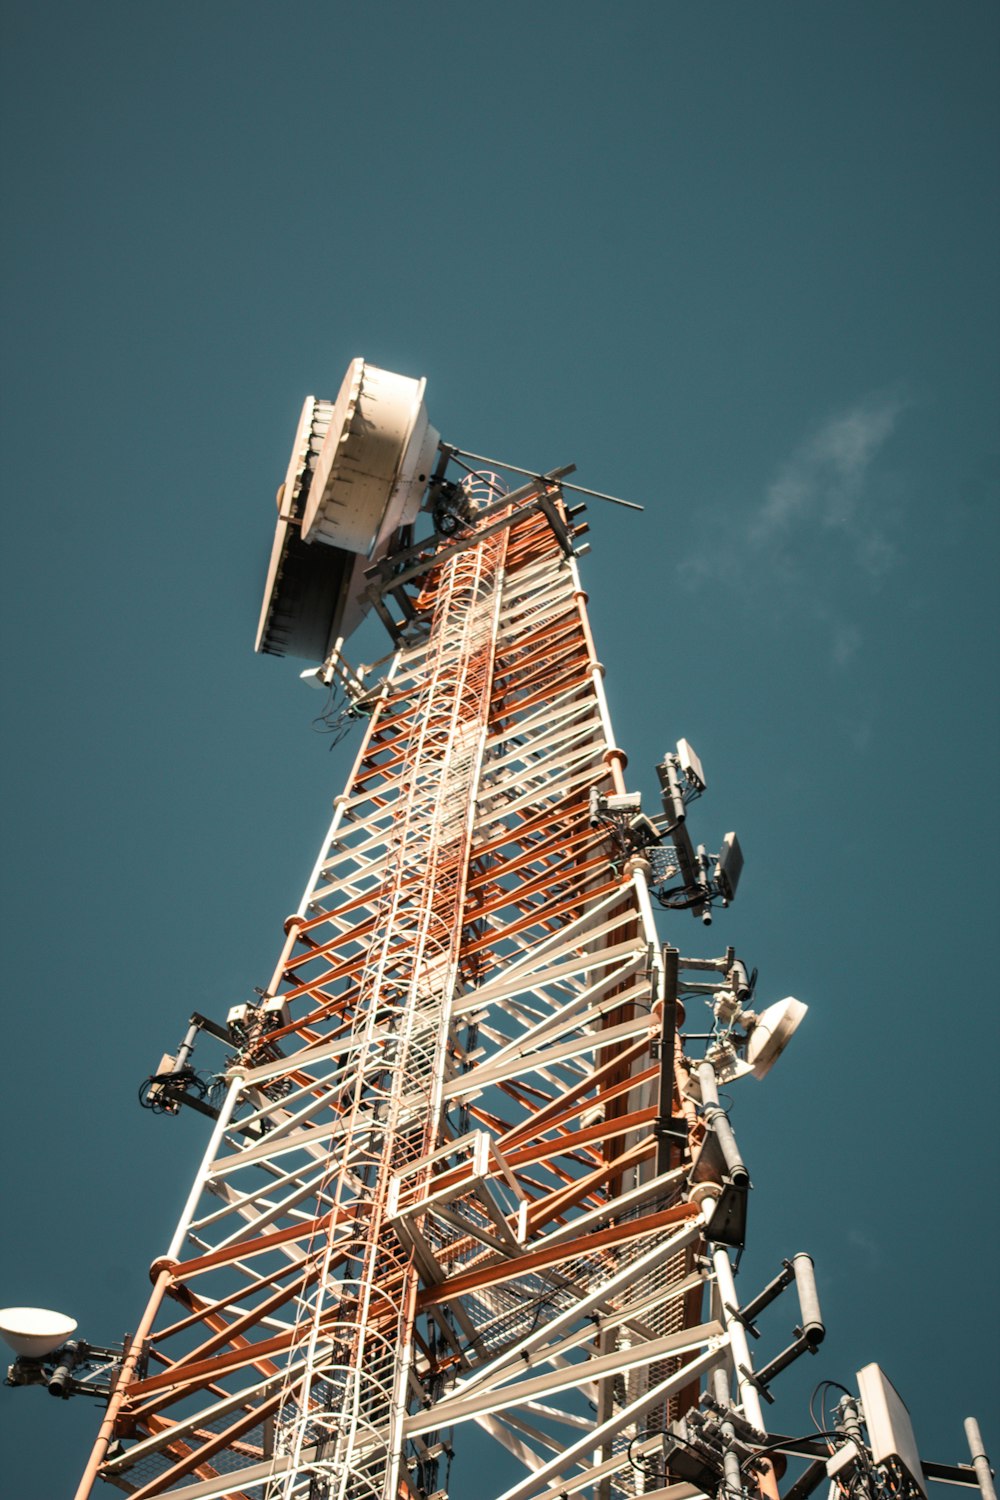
[857,1364,927,1499]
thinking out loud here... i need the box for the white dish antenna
[746,997,808,1078]
[255,361,439,659]
[0,1306,77,1358]
[301,359,439,556]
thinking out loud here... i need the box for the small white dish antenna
[0,1306,77,1358]
[746,997,808,1078]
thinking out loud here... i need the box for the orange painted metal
[79,497,714,1500]
[416,1202,699,1310]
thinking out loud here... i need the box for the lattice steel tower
[8,361,987,1500]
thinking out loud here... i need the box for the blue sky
[1,3,997,1495]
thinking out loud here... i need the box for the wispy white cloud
[847,1227,881,1267]
[679,392,908,670]
[750,396,904,574]
[831,622,863,668]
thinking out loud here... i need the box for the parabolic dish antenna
[300,359,438,555]
[255,358,439,660]
[746,997,808,1078]
[0,1306,77,1357]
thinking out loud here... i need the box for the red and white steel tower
[4,361,991,1500]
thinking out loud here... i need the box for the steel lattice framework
[77,484,766,1500]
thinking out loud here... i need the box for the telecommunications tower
[3,361,993,1500]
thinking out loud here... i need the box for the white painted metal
[89,485,742,1500]
[964,1418,997,1500]
[405,1322,727,1435]
[0,1307,77,1358]
[857,1364,927,1498]
[706,1214,766,1433]
[301,359,438,555]
[164,1072,246,1260]
[747,997,808,1079]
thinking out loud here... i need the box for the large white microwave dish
[256,359,439,660]
[301,360,438,556]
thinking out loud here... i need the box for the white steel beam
[404,1322,726,1436]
